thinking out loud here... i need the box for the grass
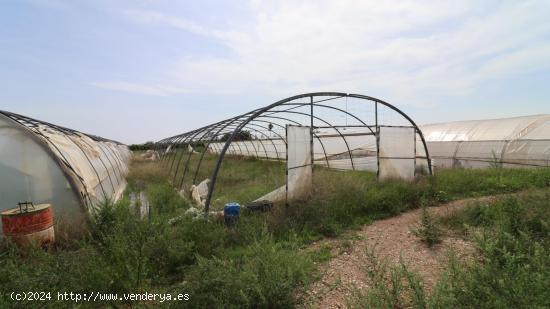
[9,156,292,307]
[163,151,550,206]
[267,165,550,240]
[163,152,286,208]
[347,188,550,309]
[1,154,549,308]
[164,152,550,243]
[433,189,550,308]
[0,157,312,308]
[182,237,313,308]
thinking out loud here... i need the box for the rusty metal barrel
[1,202,55,247]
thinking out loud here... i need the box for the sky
[1,0,550,144]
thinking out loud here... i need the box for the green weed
[411,206,442,247]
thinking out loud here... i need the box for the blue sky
[1,0,550,144]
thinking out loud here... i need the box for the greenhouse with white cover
[420,114,550,169]
[0,110,131,228]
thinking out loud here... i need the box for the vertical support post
[375,101,380,178]
[414,129,417,177]
[285,124,289,207]
[310,96,314,181]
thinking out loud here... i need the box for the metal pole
[310,96,314,188]
[375,101,380,178]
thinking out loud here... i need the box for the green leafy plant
[411,205,442,247]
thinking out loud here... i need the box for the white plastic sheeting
[286,125,312,201]
[420,115,550,168]
[37,126,131,210]
[0,116,81,219]
[207,128,379,171]
[378,127,416,180]
[207,126,422,178]
[220,139,286,160]
[0,112,131,223]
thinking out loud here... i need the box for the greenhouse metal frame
[156,92,433,213]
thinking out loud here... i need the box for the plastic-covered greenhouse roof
[421,114,550,168]
[0,110,131,218]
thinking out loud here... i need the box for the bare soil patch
[302,195,500,308]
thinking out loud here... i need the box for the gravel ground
[301,195,500,308]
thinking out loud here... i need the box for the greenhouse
[156,92,433,213]
[0,110,131,227]
[421,114,550,169]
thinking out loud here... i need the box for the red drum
[1,203,55,247]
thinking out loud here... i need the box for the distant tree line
[128,131,253,152]
[219,130,253,142]
[129,141,155,151]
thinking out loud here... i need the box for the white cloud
[91,81,187,96]
[105,0,550,104]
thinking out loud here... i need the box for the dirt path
[301,195,500,308]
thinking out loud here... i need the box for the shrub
[144,217,228,284]
[146,183,188,215]
[431,190,550,308]
[182,238,313,308]
[411,206,442,247]
[431,231,550,308]
[348,251,427,309]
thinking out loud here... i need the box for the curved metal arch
[245,128,271,160]
[164,106,266,169]
[170,133,197,182]
[190,122,282,185]
[266,109,356,169]
[62,134,108,200]
[255,115,331,167]
[282,102,378,165]
[256,108,356,169]
[284,102,376,136]
[166,134,191,170]
[175,121,235,187]
[159,96,350,166]
[161,133,186,165]
[99,143,124,184]
[244,122,286,159]
[248,119,288,145]
[171,114,247,181]
[178,107,328,189]
[224,122,283,160]
[202,92,433,214]
[177,114,256,188]
[172,128,210,184]
[78,137,117,195]
[165,114,239,171]
[348,94,433,175]
[245,122,329,166]
[2,114,96,210]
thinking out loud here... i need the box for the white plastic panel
[207,129,377,171]
[378,126,416,181]
[286,125,312,201]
